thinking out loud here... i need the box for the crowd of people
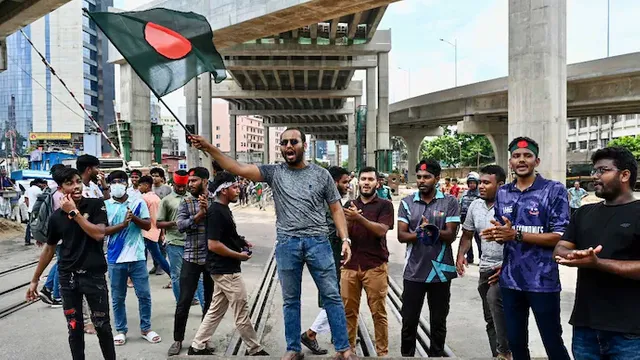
[19,127,639,360]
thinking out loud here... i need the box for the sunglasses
[279,139,300,146]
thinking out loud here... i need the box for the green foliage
[608,136,640,159]
[420,127,495,167]
[341,160,349,169]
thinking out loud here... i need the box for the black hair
[130,169,142,177]
[212,161,223,173]
[451,178,458,182]
[359,166,378,178]
[282,127,307,143]
[76,154,100,174]
[174,170,188,177]
[107,170,128,184]
[209,171,237,194]
[508,136,540,157]
[188,167,210,180]
[139,175,153,186]
[149,167,165,179]
[416,159,442,177]
[444,177,450,181]
[53,167,80,186]
[50,164,65,176]
[591,146,638,188]
[480,164,507,184]
[328,166,350,182]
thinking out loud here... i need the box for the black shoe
[50,298,62,308]
[248,349,270,356]
[39,287,54,304]
[148,266,157,275]
[155,268,165,276]
[167,341,182,356]
[24,242,34,246]
[301,332,328,355]
[188,346,214,355]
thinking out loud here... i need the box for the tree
[608,136,640,159]
[420,127,494,168]
[391,136,408,161]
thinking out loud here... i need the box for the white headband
[214,182,235,195]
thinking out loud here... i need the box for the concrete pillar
[396,127,443,183]
[120,63,151,164]
[366,67,377,166]
[229,102,237,160]
[200,73,213,175]
[377,52,390,150]
[310,136,317,161]
[486,133,510,174]
[0,38,6,72]
[509,0,567,182]
[263,123,270,164]
[336,143,342,167]
[185,76,200,167]
[347,113,356,171]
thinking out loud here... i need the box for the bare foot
[84,323,97,335]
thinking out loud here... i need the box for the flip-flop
[114,333,126,346]
[162,282,172,289]
[141,330,161,344]
[84,324,97,335]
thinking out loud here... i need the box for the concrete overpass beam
[509,0,567,182]
[457,116,509,172]
[377,52,390,150]
[486,134,510,174]
[200,73,213,174]
[0,38,6,72]
[205,80,362,99]
[120,63,151,165]
[366,68,377,166]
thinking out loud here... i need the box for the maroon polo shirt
[345,195,395,271]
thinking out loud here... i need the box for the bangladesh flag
[86,8,226,97]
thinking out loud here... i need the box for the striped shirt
[176,193,215,265]
[398,190,460,283]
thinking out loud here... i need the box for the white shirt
[25,185,43,213]
[127,187,142,200]
[82,181,103,199]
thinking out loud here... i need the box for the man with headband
[187,171,269,356]
[481,136,570,360]
[397,159,460,357]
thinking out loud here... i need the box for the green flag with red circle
[86,8,226,97]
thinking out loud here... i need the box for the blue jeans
[144,239,171,275]
[44,247,61,299]
[165,244,204,309]
[275,234,350,353]
[108,260,152,333]
[501,288,570,360]
[573,327,640,360]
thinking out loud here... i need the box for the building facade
[567,114,640,162]
[0,0,115,154]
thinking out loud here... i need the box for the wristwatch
[68,209,79,219]
[515,229,523,242]
[342,238,352,246]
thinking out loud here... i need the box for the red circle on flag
[144,22,192,59]
[517,140,528,148]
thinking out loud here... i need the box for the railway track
[0,259,51,320]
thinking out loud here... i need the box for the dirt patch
[0,218,25,239]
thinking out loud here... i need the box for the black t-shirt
[47,198,109,273]
[206,202,247,275]
[562,200,640,334]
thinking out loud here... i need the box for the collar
[357,193,379,205]
[413,189,445,203]
[507,174,546,192]
[109,196,133,205]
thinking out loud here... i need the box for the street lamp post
[440,38,457,87]
[397,66,411,99]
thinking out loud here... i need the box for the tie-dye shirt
[104,196,150,264]
[493,174,570,292]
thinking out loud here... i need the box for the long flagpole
[19,29,127,167]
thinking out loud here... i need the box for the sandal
[114,333,126,346]
[84,323,97,335]
[162,281,172,289]
[127,278,134,288]
[141,330,162,344]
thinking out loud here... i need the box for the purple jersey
[494,175,569,292]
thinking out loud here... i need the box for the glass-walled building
[0,0,114,155]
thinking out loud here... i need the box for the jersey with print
[104,197,150,264]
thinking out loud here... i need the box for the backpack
[30,187,54,243]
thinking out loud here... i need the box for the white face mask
[111,183,126,198]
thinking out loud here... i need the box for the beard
[595,179,621,201]
[190,183,205,197]
[359,187,376,198]
[282,149,304,165]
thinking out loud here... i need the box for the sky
[112,0,640,154]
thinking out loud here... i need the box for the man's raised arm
[190,135,263,182]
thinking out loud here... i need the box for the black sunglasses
[279,139,300,146]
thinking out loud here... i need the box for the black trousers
[401,279,451,357]
[59,270,116,360]
[173,259,214,341]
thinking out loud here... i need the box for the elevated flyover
[0,0,73,71]
[389,52,640,178]
[114,0,396,168]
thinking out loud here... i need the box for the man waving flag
[86,7,226,97]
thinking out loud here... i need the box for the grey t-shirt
[259,163,340,236]
[462,198,504,272]
[153,184,173,199]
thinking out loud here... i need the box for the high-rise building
[316,140,328,160]
[0,0,115,154]
[567,114,640,162]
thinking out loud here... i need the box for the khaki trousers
[340,262,389,356]
[191,273,263,354]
